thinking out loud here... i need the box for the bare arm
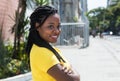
[47,63,80,81]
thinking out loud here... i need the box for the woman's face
[36,13,61,43]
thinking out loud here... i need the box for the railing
[55,22,89,48]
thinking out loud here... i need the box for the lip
[48,35,58,43]
[51,35,58,39]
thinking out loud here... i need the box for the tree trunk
[13,0,26,59]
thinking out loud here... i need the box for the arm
[47,63,80,81]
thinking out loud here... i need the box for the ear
[35,22,40,31]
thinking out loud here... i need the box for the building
[0,0,19,43]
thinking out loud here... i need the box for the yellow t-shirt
[30,44,70,81]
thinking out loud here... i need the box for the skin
[36,14,61,43]
[48,64,80,81]
[35,13,80,81]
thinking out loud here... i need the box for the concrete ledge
[0,72,32,81]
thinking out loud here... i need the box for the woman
[26,5,80,81]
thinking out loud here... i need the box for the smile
[51,35,58,39]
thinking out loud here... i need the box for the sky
[87,0,107,11]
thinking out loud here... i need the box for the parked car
[102,32,110,35]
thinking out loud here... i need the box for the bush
[0,35,12,78]
[0,33,30,79]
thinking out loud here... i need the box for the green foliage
[86,7,110,31]
[7,55,30,75]
[0,30,30,79]
[34,0,49,6]
[0,41,30,79]
[107,2,120,34]
[7,59,22,75]
[86,4,120,34]
[115,16,120,27]
[0,33,12,78]
[0,0,51,79]
[73,16,78,22]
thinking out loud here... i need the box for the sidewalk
[58,36,120,81]
[1,36,120,81]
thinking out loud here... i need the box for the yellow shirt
[30,44,70,81]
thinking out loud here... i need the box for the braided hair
[26,5,65,62]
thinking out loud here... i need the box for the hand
[61,66,74,74]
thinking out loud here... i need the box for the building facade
[0,0,19,43]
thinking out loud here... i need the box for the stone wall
[52,0,81,22]
[62,0,80,22]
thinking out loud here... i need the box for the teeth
[51,36,57,38]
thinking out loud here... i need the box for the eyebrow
[48,22,54,24]
[48,22,61,25]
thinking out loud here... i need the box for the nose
[53,28,61,34]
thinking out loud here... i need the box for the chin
[50,40,57,43]
[51,41,57,43]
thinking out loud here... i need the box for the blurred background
[0,0,120,81]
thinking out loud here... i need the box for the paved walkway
[2,36,120,81]
[58,36,120,81]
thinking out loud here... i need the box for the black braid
[26,5,65,63]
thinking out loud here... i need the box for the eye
[48,25,54,30]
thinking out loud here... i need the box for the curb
[0,72,32,81]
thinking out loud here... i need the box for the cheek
[38,30,50,38]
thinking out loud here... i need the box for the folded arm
[47,63,80,81]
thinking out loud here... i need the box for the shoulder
[31,44,52,54]
[30,44,62,59]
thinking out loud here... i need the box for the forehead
[46,14,60,22]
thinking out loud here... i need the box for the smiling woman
[26,5,80,81]
[35,13,61,43]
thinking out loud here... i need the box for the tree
[12,0,28,59]
[86,7,112,34]
[12,0,50,58]
[108,2,120,34]
[0,31,11,78]
[34,0,49,6]
[27,0,49,9]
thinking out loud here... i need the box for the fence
[55,22,89,48]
